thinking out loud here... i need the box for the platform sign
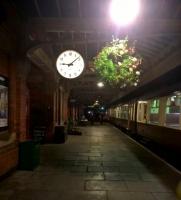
[0,76,8,129]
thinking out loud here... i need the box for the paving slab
[0,124,180,200]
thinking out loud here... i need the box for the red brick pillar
[8,56,17,135]
[16,59,30,142]
[63,92,69,124]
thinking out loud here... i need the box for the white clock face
[56,50,85,79]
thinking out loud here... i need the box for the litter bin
[54,126,67,143]
[18,140,40,170]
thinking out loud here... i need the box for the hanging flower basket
[93,37,142,87]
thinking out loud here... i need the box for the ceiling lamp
[97,82,104,88]
[110,0,140,26]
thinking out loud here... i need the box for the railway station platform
[0,124,180,200]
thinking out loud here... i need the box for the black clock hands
[68,56,80,66]
[60,56,80,67]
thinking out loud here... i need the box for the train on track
[108,66,181,156]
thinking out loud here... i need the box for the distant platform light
[97,82,104,88]
[110,0,140,26]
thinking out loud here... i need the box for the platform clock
[56,50,85,79]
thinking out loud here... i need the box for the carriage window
[150,99,159,114]
[166,96,180,114]
[120,105,128,120]
[166,93,181,129]
[137,101,148,123]
[149,99,159,124]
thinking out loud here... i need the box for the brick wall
[16,77,29,141]
[28,67,55,141]
[0,54,8,76]
[0,53,19,177]
[0,144,18,177]
[0,53,30,177]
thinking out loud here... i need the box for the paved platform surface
[0,124,181,200]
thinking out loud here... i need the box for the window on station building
[0,76,8,132]
[165,93,181,129]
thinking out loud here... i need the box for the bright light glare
[110,0,140,26]
[97,82,104,88]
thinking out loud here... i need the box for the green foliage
[94,37,142,87]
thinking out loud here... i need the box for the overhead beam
[78,0,82,18]
[84,33,88,59]
[136,46,158,57]
[56,0,62,17]
[34,0,42,17]
[174,3,181,18]
[28,18,181,36]
[26,37,110,56]
[151,36,173,46]
[152,39,180,65]
[139,38,168,49]
[28,18,112,32]
[71,90,118,95]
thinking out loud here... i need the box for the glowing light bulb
[110,0,141,26]
[97,82,104,88]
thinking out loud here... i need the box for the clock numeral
[69,52,72,56]
[69,74,71,78]
[64,53,66,57]
[74,73,77,76]
[60,58,63,61]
